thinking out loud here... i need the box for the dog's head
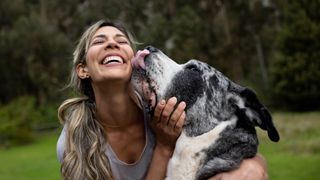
[131,46,279,142]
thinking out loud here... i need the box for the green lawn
[0,132,61,180]
[258,111,320,180]
[0,112,319,180]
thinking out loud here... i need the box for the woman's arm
[208,154,268,180]
[146,97,186,180]
[145,142,174,180]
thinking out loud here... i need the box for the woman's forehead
[92,26,126,39]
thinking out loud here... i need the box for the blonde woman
[57,20,268,180]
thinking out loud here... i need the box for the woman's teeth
[103,56,123,64]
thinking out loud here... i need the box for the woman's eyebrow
[92,34,107,39]
[115,34,127,38]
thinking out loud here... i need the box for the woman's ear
[76,63,90,79]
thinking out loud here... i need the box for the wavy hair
[58,20,137,180]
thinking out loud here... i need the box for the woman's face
[80,26,134,84]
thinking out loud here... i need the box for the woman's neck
[93,83,143,131]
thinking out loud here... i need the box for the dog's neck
[184,113,220,137]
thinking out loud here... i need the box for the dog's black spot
[194,152,201,158]
[209,75,219,88]
[235,108,257,132]
[185,63,201,73]
[196,121,258,180]
[240,88,262,112]
[205,75,220,102]
[146,45,158,53]
[164,69,204,109]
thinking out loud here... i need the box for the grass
[0,112,319,180]
[0,132,61,180]
[258,111,320,180]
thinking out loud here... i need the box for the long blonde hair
[58,20,137,180]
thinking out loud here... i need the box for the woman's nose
[105,41,119,49]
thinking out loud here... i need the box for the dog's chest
[166,119,236,180]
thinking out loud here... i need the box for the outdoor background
[0,0,319,179]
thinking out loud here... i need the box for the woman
[57,20,267,180]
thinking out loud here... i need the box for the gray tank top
[105,118,155,180]
[56,95,155,180]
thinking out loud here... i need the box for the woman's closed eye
[91,38,105,46]
[118,40,128,44]
[116,38,129,45]
[91,38,128,46]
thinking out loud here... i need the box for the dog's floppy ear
[236,88,280,142]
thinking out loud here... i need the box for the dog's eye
[186,64,200,72]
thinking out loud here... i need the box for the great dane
[131,46,279,180]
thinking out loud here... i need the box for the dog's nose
[145,46,158,53]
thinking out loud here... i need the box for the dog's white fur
[166,117,237,180]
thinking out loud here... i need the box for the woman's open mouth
[102,55,123,65]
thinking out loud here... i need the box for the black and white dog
[131,46,280,180]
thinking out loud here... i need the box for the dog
[131,46,280,180]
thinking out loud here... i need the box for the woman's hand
[208,154,268,180]
[146,97,186,180]
[150,97,186,155]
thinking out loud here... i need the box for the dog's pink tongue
[131,49,150,69]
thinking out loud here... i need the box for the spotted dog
[131,46,280,180]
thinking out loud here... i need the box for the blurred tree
[212,0,279,88]
[0,0,72,104]
[269,0,320,110]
